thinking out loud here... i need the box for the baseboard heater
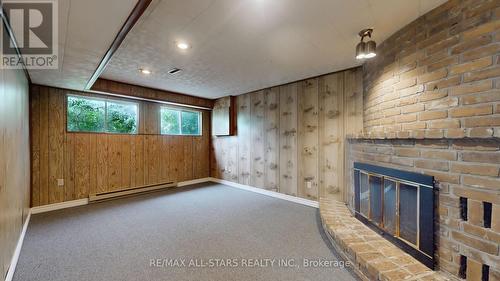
[89,182,177,202]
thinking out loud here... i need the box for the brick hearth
[320,197,457,281]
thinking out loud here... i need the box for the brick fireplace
[323,0,500,280]
[353,162,435,269]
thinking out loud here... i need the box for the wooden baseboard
[89,182,176,202]
[31,199,89,214]
[5,211,31,281]
[209,178,319,208]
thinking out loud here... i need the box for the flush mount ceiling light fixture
[355,28,376,60]
[139,68,152,75]
[176,41,190,50]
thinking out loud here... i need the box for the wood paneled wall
[0,66,30,278]
[30,84,211,207]
[211,68,363,201]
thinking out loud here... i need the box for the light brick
[418,69,448,84]
[426,76,461,91]
[468,200,484,226]
[462,19,500,41]
[449,57,493,75]
[468,127,494,138]
[418,90,448,102]
[451,231,498,255]
[463,175,500,190]
[415,159,449,171]
[421,150,457,161]
[461,90,500,105]
[449,80,492,96]
[461,152,500,164]
[384,107,401,117]
[463,223,500,244]
[450,163,499,177]
[463,66,500,83]
[425,129,444,138]
[395,78,417,90]
[430,119,461,129]
[462,44,500,61]
[425,97,458,110]
[466,258,482,281]
[453,186,499,204]
[450,35,492,54]
[402,122,426,130]
[427,56,459,72]
[419,110,448,121]
[396,113,417,123]
[446,128,466,138]
[464,116,500,127]
[449,105,492,117]
[493,205,500,233]
[401,103,425,114]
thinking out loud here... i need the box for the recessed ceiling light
[139,68,152,75]
[176,41,190,50]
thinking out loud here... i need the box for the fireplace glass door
[354,162,434,269]
[383,179,397,235]
[360,172,369,218]
[399,183,419,246]
[369,175,383,225]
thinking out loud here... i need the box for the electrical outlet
[57,179,64,186]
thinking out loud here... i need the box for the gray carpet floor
[13,183,357,281]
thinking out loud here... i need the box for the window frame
[160,106,202,136]
[66,94,139,135]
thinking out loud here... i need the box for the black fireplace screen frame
[353,162,435,269]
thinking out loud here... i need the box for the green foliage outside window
[67,96,105,132]
[161,109,180,134]
[161,107,201,135]
[67,95,138,134]
[106,102,138,133]
[181,111,200,135]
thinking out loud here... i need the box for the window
[67,95,138,134]
[160,107,201,135]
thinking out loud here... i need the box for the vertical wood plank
[39,86,49,205]
[121,135,131,188]
[183,136,193,181]
[264,87,280,192]
[279,83,298,197]
[74,134,90,198]
[89,134,97,195]
[237,94,251,185]
[250,91,265,188]
[64,132,75,201]
[30,86,40,206]
[48,88,64,203]
[96,134,108,194]
[319,73,344,199]
[298,79,319,200]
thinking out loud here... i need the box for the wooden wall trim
[92,79,214,109]
[84,0,152,90]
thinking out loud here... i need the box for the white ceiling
[101,0,447,99]
[28,0,138,90]
[26,0,447,97]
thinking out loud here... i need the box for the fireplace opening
[354,162,435,269]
